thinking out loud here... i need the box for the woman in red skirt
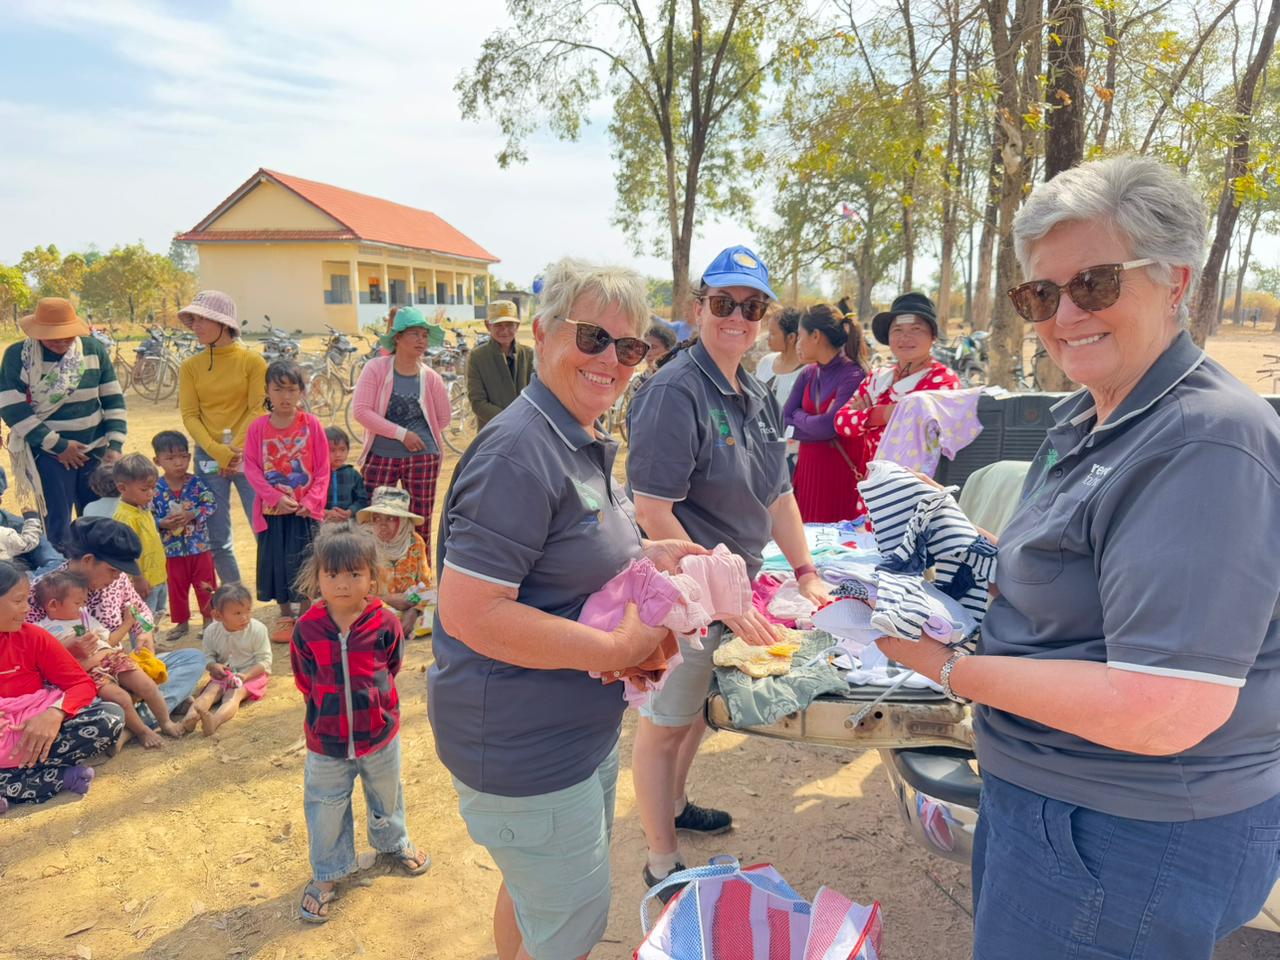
[782,304,870,521]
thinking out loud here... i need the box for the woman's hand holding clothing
[640,538,710,573]
[796,572,830,606]
[608,602,671,671]
[56,440,90,469]
[721,607,779,647]
[14,706,64,767]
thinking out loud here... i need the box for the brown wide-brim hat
[487,300,520,323]
[19,298,91,340]
[178,290,239,333]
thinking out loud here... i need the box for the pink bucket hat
[178,290,239,333]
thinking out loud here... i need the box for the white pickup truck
[705,391,1280,935]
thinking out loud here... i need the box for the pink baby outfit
[579,546,752,706]
[0,687,64,767]
[874,387,984,475]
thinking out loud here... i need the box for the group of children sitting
[30,404,434,753]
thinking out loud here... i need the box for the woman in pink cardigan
[244,360,331,641]
[351,308,451,558]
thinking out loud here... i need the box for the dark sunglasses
[563,319,650,367]
[1007,258,1154,323]
[701,294,769,323]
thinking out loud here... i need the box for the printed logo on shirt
[572,478,604,525]
[710,408,734,448]
[1082,463,1113,488]
[755,416,780,442]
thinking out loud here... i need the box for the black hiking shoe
[674,800,733,835]
[643,861,689,905]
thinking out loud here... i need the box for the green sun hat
[380,306,436,351]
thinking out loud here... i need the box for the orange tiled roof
[181,169,499,263]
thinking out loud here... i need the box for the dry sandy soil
[2,327,1278,960]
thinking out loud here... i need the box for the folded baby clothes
[768,580,817,626]
[579,547,752,706]
[874,387,984,475]
[812,596,880,653]
[857,460,996,641]
[712,630,848,727]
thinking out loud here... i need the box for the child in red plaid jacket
[291,523,430,922]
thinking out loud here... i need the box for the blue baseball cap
[699,245,777,301]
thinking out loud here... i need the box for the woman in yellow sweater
[177,292,267,585]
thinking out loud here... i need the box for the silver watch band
[940,651,969,704]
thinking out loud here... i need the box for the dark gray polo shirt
[626,340,791,577]
[976,331,1280,820]
[428,376,642,797]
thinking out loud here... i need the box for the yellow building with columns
[177,168,499,335]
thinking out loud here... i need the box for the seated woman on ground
[358,486,431,634]
[34,569,184,749]
[185,582,271,736]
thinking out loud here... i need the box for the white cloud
[1,0,763,294]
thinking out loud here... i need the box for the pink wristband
[794,563,817,579]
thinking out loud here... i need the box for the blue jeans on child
[195,448,256,585]
[972,772,1280,959]
[303,736,414,883]
[134,648,205,727]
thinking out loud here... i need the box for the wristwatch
[794,563,817,579]
[939,651,970,704]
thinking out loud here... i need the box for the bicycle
[92,327,134,393]
[131,327,183,403]
[1011,333,1046,391]
[307,325,365,419]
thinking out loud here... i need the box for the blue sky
[0,0,756,289]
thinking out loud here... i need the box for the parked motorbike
[932,330,988,386]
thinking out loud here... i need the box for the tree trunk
[1190,0,1280,346]
[1038,0,1084,391]
[937,0,963,329]
[1095,5,1118,149]
[971,119,1002,332]
[985,0,1037,387]
[1231,206,1260,325]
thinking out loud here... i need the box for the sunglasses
[701,294,769,323]
[563,319,650,367]
[1007,259,1154,323]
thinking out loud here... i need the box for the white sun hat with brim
[357,485,425,526]
[178,290,239,333]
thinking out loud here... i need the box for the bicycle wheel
[309,372,344,419]
[440,378,475,455]
[136,358,179,403]
[131,356,159,399]
[114,356,132,393]
[344,394,366,448]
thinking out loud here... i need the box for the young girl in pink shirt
[244,361,330,642]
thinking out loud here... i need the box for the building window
[389,279,408,305]
[417,285,429,303]
[456,283,465,305]
[437,282,448,305]
[324,275,352,304]
[361,279,384,305]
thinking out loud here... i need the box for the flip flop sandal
[299,882,336,923]
[392,847,432,876]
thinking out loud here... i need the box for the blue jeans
[303,736,413,883]
[0,508,64,576]
[134,648,205,727]
[195,448,256,584]
[972,773,1280,959]
[35,450,100,549]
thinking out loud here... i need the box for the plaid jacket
[328,464,369,513]
[291,598,402,759]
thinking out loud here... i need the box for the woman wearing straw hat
[0,298,127,548]
[357,485,431,633]
[351,307,451,556]
[177,290,268,585]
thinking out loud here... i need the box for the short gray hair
[534,257,649,337]
[1013,155,1207,327]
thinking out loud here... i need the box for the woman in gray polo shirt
[626,245,831,896]
[881,156,1280,958]
[431,258,703,960]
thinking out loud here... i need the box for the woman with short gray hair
[430,257,704,960]
[882,155,1280,958]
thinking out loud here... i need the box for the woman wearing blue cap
[351,307,452,556]
[626,245,831,897]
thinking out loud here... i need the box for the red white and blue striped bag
[636,858,882,960]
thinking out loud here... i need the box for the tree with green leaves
[0,264,33,327]
[457,0,818,317]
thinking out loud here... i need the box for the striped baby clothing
[857,460,997,640]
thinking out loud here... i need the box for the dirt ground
[2,327,1278,960]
